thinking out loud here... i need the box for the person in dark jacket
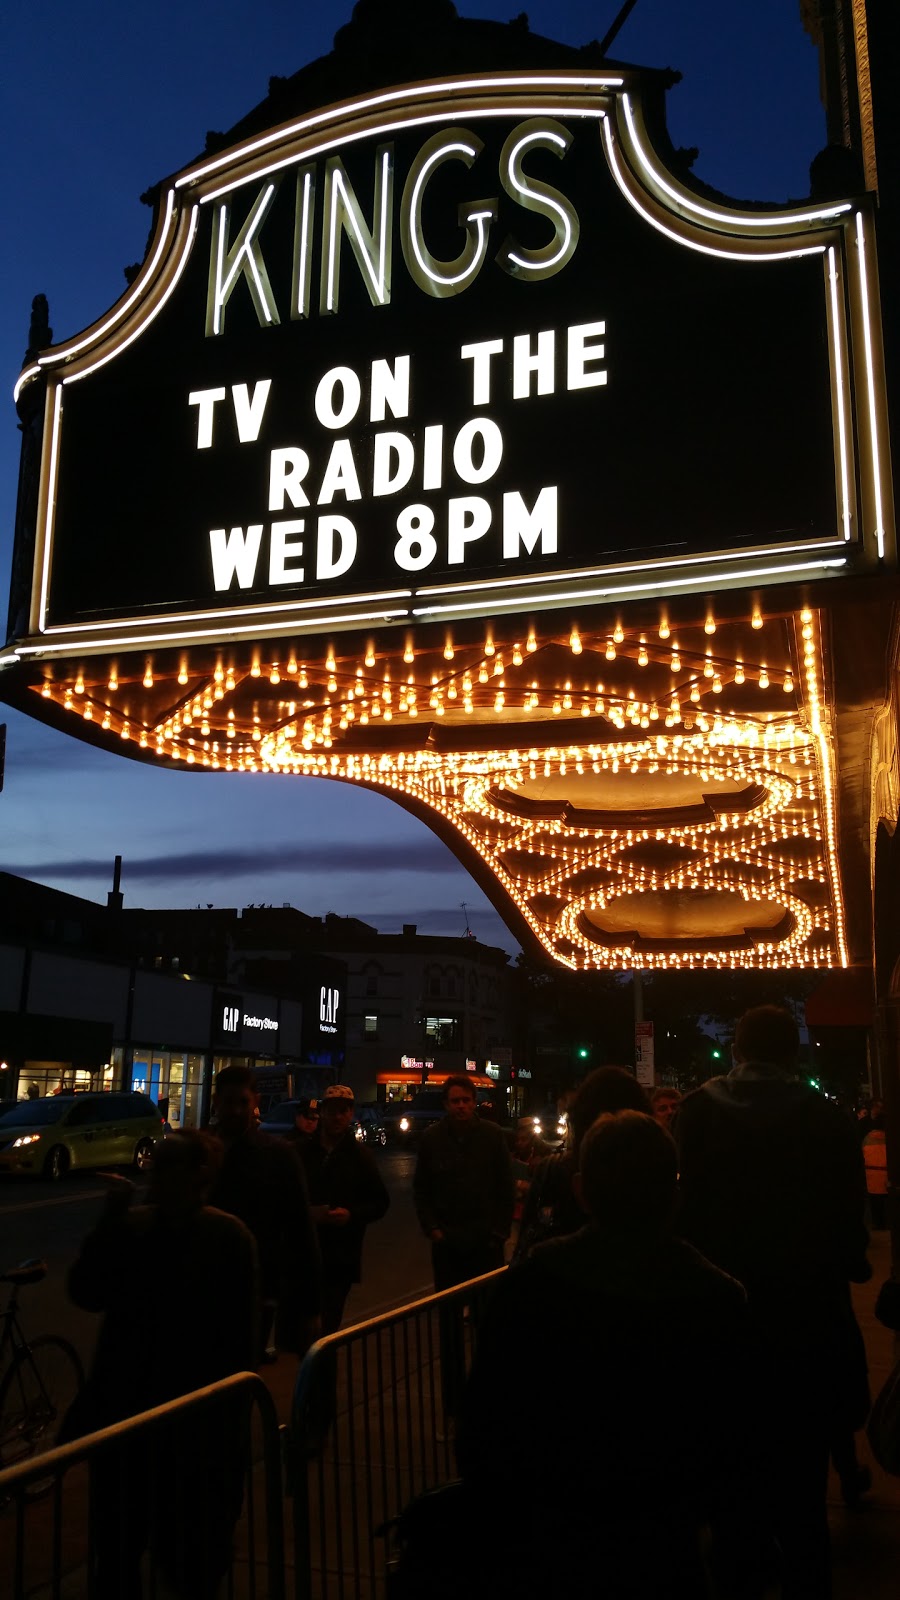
[297,1082,390,1332]
[414,1074,514,1428]
[209,1064,321,1359]
[455,1111,770,1600]
[413,1074,514,1289]
[675,1004,870,1600]
[67,1131,259,1600]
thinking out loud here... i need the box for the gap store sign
[15,72,890,654]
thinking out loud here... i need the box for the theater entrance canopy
[3,7,896,972]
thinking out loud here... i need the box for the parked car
[353,1103,388,1147]
[0,1093,165,1181]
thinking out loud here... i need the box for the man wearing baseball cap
[285,1098,319,1148]
[296,1083,390,1331]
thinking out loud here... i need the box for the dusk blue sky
[0,1,826,951]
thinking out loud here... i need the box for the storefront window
[19,1061,112,1098]
[131,1050,206,1129]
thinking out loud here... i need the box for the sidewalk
[832,1228,900,1598]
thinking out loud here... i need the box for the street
[0,1148,432,1377]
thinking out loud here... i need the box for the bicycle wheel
[0,1335,85,1475]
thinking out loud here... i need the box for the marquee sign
[10,71,891,664]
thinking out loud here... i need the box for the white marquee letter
[316,515,358,579]
[502,486,558,557]
[269,520,305,585]
[513,332,555,399]
[497,119,580,280]
[460,339,504,406]
[370,356,410,422]
[209,525,264,590]
[206,184,280,337]
[232,379,272,443]
[189,388,227,449]
[315,366,362,430]
[567,321,607,390]
[373,432,415,497]
[318,439,362,504]
[401,129,497,299]
[453,418,504,485]
[320,146,394,314]
[447,496,492,564]
[268,447,310,511]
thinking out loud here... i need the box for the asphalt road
[0,1148,432,1375]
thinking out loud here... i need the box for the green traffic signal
[577,1046,590,1059]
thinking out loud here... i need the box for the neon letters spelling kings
[190,119,607,597]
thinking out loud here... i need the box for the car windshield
[0,1098,72,1128]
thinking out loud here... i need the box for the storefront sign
[14,73,883,659]
[400,1055,434,1073]
[213,988,279,1051]
[318,984,340,1034]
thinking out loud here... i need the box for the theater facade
[2,5,897,1027]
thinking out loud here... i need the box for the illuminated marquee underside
[20,599,846,971]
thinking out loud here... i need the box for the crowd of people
[62,1012,888,1599]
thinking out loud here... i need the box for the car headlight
[354,1125,364,1141]
[399,1117,410,1132]
[12,1134,41,1148]
[532,1119,543,1134]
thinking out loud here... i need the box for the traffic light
[710,1047,722,1061]
[577,1045,590,1060]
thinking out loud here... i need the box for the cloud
[3,838,460,882]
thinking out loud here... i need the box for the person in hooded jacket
[675,1004,870,1600]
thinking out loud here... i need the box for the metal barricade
[287,1269,505,1600]
[0,1370,285,1600]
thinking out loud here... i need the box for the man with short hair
[296,1083,390,1332]
[209,1064,321,1360]
[455,1111,765,1598]
[413,1074,514,1291]
[675,1004,870,1599]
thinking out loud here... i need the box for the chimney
[107,854,124,913]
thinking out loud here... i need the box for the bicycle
[0,1259,84,1480]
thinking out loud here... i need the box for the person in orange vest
[863,1109,888,1229]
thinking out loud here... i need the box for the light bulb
[613,623,624,644]
[605,641,616,662]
